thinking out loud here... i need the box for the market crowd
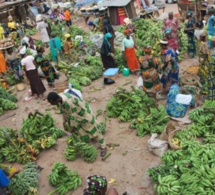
[0,0,215,194]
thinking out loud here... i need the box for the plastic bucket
[122,68,130,77]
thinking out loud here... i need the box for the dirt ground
[0,4,198,195]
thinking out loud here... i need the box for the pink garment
[136,0,141,8]
[162,17,180,47]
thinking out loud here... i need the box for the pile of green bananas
[65,133,98,163]
[0,86,17,102]
[106,86,169,137]
[20,111,65,150]
[0,98,17,114]
[48,162,82,195]
[179,24,188,54]
[148,140,215,194]
[8,162,39,195]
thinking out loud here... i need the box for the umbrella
[75,0,100,7]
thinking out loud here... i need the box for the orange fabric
[0,51,7,73]
[64,41,73,54]
[125,47,139,71]
[64,10,71,21]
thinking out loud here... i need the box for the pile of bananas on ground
[106,86,169,137]
[0,128,39,164]
[20,111,65,150]
[48,162,82,195]
[65,133,98,163]
[0,111,64,164]
[8,162,39,195]
[148,140,215,194]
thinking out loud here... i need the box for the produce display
[58,55,103,87]
[106,87,169,137]
[1,70,19,85]
[20,111,65,150]
[0,97,17,116]
[48,162,82,195]
[8,162,39,195]
[0,86,17,102]
[65,133,98,163]
[25,28,37,36]
[0,37,14,48]
[148,140,215,194]
[0,111,64,164]
[181,85,199,95]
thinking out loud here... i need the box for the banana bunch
[8,162,39,195]
[179,25,188,54]
[0,97,17,112]
[65,134,98,163]
[204,133,215,144]
[34,137,56,149]
[48,162,82,195]
[156,175,181,195]
[0,86,17,102]
[171,138,181,147]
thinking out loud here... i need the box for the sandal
[100,148,107,157]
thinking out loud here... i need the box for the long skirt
[188,34,196,58]
[125,47,139,71]
[101,53,116,69]
[41,61,58,84]
[27,69,46,96]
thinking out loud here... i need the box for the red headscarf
[124,29,131,35]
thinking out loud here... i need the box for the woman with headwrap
[139,46,162,99]
[166,84,195,118]
[122,30,139,73]
[5,48,22,80]
[7,16,18,40]
[83,175,119,195]
[21,36,37,56]
[160,39,179,93]
[100,32,116,70]
[20,46,46,100]
[36,45,58,86]
[164,28,179,51]
[49,32,63,62]
[64,34,78,63]
[103,19,115,52]
[36,14,50,48]
[184,11,196,58]
[124,18,136,44]
[162,12,180,48]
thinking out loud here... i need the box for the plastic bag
[148,133,168,157]
[64,84,83,100]
[136,76,143,88]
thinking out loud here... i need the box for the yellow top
[0,25,4,40]
[8,21,16,29]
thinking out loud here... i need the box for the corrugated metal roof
[98,0,131,7]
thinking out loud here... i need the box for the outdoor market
[0,0,215,194]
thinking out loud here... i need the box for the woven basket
[160,122,176,141]
[16,83,26,91]
[181,85,200,98]
[55,82,68,93]
[180,74,200,86]
[168,130,182,150]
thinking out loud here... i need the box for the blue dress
[166,84,195,118]
[208,15,215,48]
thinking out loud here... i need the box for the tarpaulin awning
[75,0,100,7]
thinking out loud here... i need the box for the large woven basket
[160,122,176,141]
[168,130,182,150]
[181,85,200,99]
[180,74,200,86]
[55,82,68,93]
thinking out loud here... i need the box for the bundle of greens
[148,140,215,194]
[48,162,82,195]
[25,28,37,36]
[20,111,64,150]
[106,86,169,137]
[65,133,98,163]
[8,162,39,195]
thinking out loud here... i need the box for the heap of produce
[65,133,98,163]
[0,111,64,163]
[48,162,82,195]
[148,140,215,194]
[58,55,103,88]
[1,70,19,85]
[25,28,37,36]
[106,87,169,137]
[0,87,17,115]
[0,37,14,48]
[8,162,39,195]
[20,111,65,150]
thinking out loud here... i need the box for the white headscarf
[124,18,132,25]
[20,46,27,54]
[36,14,43,22]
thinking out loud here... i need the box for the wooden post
[124,6,129,18]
